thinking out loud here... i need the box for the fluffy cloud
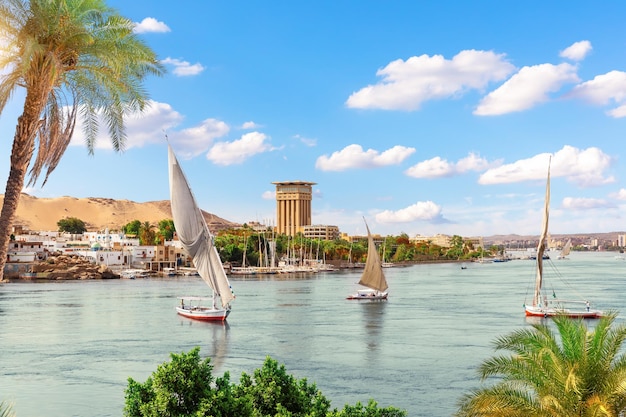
[69,100,230,158]
[474,63,579,115]
[567,71,626,118]
[561,197,615,209]
[206,132,275,165]
[346,50,515,111]
[610,188,626,200]
[133,17,171,34]
[478,146,614,187]
[405,152,493,179]
[375,201,447,224]
[316,144,415,171]
[161,57,205,76]
[560,40,592,61]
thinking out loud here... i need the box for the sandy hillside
[1,194,239,232]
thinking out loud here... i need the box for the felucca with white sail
[524,158,601,318]
[347,219,388,300]
[168,145,235,321]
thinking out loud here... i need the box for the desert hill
[2,194,239,232]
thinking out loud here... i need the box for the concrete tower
[273,181,316,236]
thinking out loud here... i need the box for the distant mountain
[3,194,240,232]
[485,232,625,247]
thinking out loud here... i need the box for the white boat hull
[525,304,602,319]
[347,288,388,300]
[176,306,230,321]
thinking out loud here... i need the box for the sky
[2,1,626,238]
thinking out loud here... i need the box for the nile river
[1,251,625,416]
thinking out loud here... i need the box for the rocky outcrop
[28,253,120,280]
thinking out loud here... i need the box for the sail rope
[543,258,588,302]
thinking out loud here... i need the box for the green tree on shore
[139,221,156,246]
[57,217,86,234]
[0,0,164,281]
[456,312,626,416]
[125,347,406,417]
[123,220,143,236]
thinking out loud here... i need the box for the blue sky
[2,1,626,237]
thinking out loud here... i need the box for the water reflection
[360,301,386,353]
[179,320,230,371]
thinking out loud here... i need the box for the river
[1,251,624,416]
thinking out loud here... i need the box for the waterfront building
[273,181,316,236]
[303,225,340,241]
[411,234,454,248]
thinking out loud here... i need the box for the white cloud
[262,190,275,200]
[206,131,275,165]
[610,188,626,200]
[346,50,515,111]
[293,134,317,147]
[567,71,626,117]
[375,201,446,223]
[478,145,614,187]
[71,100,182,149]
[161,57,205,76]
[316,144,415,171]
[69,100,230,158]
[241,121,260,129]
[133,17,171,34]
[474,63,579,115]
[169,118,230,158]
[560,40,592,61]
[561,197,614,209]
[405,152,493,179]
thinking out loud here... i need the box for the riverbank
[3,253,120,280]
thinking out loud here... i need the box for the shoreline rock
[5,253,120,280]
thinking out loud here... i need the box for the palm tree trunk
[0,91,44,282]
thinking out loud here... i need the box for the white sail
[168,145,234,308]
[560,239,572,258]
[357,220,388,292]
[533,159,551,306]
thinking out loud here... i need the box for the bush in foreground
[124,347,406,417]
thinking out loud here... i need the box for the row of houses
[8,226,190,273]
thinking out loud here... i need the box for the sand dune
[2,194,238,232]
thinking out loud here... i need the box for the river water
[1,251,625,417]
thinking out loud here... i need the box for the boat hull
[525,305,602,319]
[176,306,230,321]
[347,289,388,300]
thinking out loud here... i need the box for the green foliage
[139,222,156,246]
[158,219,176,241]
[123,220,142,236]
[456,312,626,416]
[328,400,406,417]
[125,348,406,417]
[0,401,15,417]
[235,356,331,417]
[125,347,214,416]
[57,217,87,234]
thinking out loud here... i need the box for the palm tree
[456,313,626,417]
[0,401,15,417]
[0,0,164,281]
[139,221,156,246]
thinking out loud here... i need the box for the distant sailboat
[524,158,601,319]
[168,145,235,321]
[557,239,572,260]
[347,219,388,300]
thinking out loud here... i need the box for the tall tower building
[273,181,316,236]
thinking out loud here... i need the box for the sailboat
[524,159,601,319]
[346,219,388,300]
[557,239,572,260]
[168,145,235,321]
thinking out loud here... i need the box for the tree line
[55,217,496,265]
